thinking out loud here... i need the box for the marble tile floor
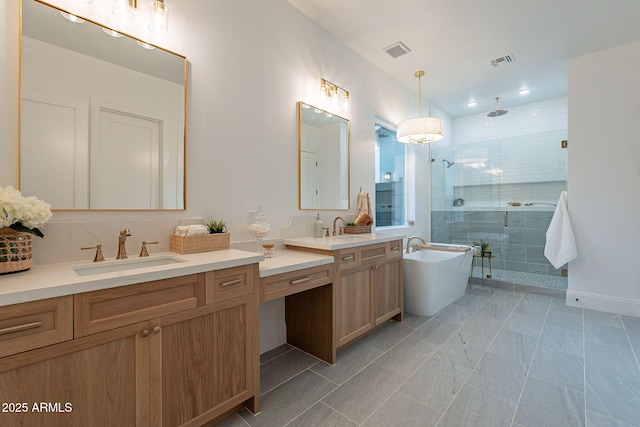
[220,286,640,427]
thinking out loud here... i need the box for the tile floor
[220,286,640,427]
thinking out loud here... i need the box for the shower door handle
[504,211,508,227]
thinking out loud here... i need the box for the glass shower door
[431,129,568,290]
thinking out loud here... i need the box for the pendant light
[397,71,443,144]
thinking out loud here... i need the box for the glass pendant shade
[149,0,169,34]
[397,116,443,144]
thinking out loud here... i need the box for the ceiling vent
[383,42,411,58]
[490,53,515,67]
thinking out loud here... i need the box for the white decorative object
[248,206,271,252]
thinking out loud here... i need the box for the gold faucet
[406,236,427,253]
[332,216,346,236]
[116,228,132,259]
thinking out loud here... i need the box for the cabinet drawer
[388,240,403,259]
[336,248,359,271]
[206,264,256,304]
[74,274,205,337]
[0,296,73,358]
[260,263,333,301]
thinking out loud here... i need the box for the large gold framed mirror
[298,102,350,210]
[20,0,187,210]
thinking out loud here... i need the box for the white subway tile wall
[430,97,568,288]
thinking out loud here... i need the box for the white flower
[0,185,52,235]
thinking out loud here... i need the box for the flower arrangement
[0,185,52,238]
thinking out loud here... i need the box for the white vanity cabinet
[0,264,260,427]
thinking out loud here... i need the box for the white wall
[1,0,445,351]
[567,40,640,316]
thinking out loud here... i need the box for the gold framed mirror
[20,0,187,210]
[298,102,350,210]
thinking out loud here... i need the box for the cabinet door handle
[363,254,385,261]
[141,329,150,337]
[342,255,354,261]
[504,211,508,227]
[220,279,243,288]
[371,265,378,270]
[391,245,400,251]
[0,321,42,336]
[290,277,311,285]
[152,326,161,334]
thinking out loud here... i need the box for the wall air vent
[490,53,515,67]
[383,42,411,58]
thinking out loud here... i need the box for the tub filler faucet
[406,236,427,253]
[117,228,132,259]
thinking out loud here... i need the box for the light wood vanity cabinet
[335,240,403,348]
[0,264,259,427]
[285,238,403,362]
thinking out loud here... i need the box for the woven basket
[170,232,230,254]
[344,225,371,234]
[0,228,33,274]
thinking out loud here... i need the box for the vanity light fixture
[60,11,85,23]
[102,27,124,37]
[137,40,155,49]
[112,0,137,21]
[149,0,169,35]
[320,79,350,113]
[518,88,531,95]
[466,101,477,107]
[397,71,443,144]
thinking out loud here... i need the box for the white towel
[174,224,209,236]
[544,191,577,269]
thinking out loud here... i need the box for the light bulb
[149,0,169,35]
[342,94,350,113]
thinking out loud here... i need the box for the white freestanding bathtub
[403,244,473,317]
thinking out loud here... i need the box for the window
[375,122,405,227]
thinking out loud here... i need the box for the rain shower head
[443,159,455,168]
[487,97,508,117]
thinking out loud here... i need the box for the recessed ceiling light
[466,101,477,107]
[518,88,531,95]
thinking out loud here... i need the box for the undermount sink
[73,255,186,276]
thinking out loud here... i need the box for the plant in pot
[205,219,227,234]
[472,240,490,256]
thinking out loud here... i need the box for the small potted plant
[205,219,227,234]
[472,240,490,257]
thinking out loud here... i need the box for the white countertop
[259,249,334,278]
[0,249,263,307]
[283,232,405,251]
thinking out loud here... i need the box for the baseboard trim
[566,290,640,317]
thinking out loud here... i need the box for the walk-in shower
[431,129,568,291]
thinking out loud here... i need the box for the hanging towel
[354,191,373,225]
[544,191,577,269]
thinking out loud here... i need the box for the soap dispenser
[314,213,324,237]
